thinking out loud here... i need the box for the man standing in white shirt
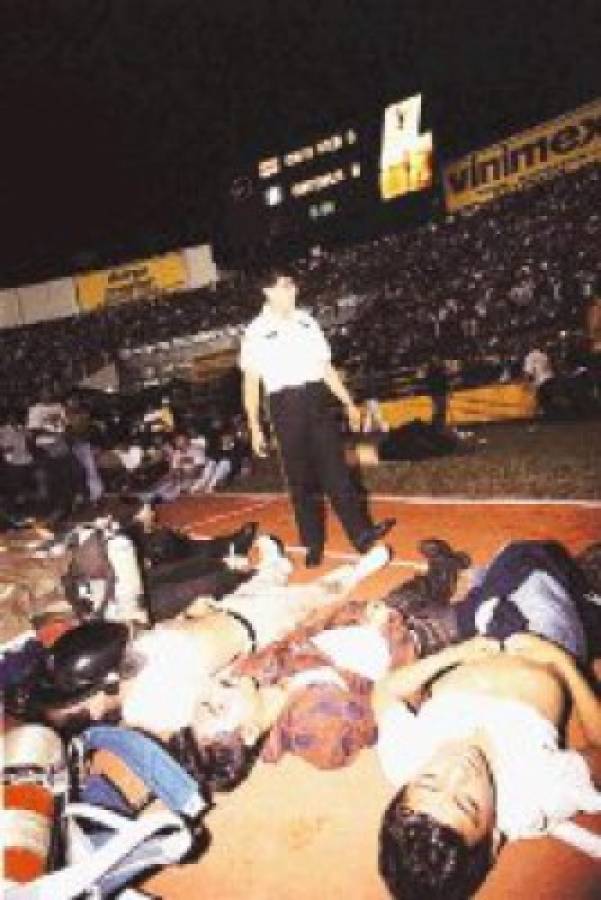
[240,269,395,567]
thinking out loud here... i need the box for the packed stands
[0,163,599,417]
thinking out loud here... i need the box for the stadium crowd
[0,162,599,525]
[1,163,599,417]
[0,389,252,525]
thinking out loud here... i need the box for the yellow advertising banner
[443,97,601,212]
[77,252,187,311]
[381,382,536,427]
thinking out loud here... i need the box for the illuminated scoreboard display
[226,94,434,252]
[258,128,362,221]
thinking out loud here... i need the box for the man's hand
[346,402,362,433]
[250,427,268,458]
[456,635,503,662]
[372,635,501,715]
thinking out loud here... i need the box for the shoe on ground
[418,537,471,569]
[355,518,396,554]
[231,522,259,556]
[305,546,324,568]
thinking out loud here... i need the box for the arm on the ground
[505,633,601,748]
[297,598,367,638]
[372,636,501,717]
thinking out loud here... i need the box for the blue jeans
[78,725,205,818]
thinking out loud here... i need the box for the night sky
[1,0,598,286]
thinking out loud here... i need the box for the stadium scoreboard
[225,93,434,255]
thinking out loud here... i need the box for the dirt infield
[143,493,601,899]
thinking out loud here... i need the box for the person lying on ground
[8,541,391,783]
[179,540,470,784]
[373,630,601,900]
[182,536,601,790]
[449,538,601,662]
[43,500,260,625]
[359,536,601,667]
[120,503,261,621]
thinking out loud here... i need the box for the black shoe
[230,522,259,556]
[418,538,471,569]
[355,518,396,554]
[305,546,324,568]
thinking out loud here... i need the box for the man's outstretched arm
[372,636,501,717]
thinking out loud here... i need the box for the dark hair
[194,730,258,793]
[259,267,293,290]
[379,793,493,900]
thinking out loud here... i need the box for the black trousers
[268,381,371,551]
[123,526,254,623]
[146,557,252,623]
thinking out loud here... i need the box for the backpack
[2,725,207,899]
[64,522,145,624]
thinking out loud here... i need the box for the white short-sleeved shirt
[239,306,331,394]
[376,690,601,841]
[523,349,554,386]
[122,629,210,733]
[311,625,391,681]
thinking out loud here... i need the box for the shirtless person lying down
[373,632,601,900]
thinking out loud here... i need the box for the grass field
[233,417,601,500]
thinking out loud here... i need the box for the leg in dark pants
[307,385,371,547]
[270,387,325,551]
[270,383,372,552]
[146,561,251,623]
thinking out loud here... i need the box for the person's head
[192,675,265,748]
[261,269,297,318]
[193,728,257,793]
[42,683,123,739]
[379,740,500,900]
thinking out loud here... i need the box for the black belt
[268,380,324,398]
[225,609,257,654]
